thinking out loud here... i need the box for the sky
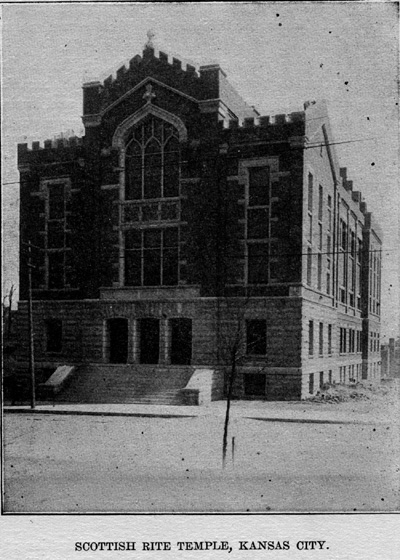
[2,2,399,340]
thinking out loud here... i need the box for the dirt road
[4,382,399,512]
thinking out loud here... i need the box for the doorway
[140,318,160,364]
[108,318,128,364]
[170,318,192,365]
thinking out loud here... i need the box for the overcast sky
[2,2,399,339]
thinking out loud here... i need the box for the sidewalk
[4,399,396,425]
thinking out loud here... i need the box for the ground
[3,380,399,513]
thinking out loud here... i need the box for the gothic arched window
[125,116,180,200]
[123,116,181,287]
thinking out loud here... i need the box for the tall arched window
[123,116,181,287]
[125,116,180,200]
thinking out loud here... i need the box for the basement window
[309,373,314,394]
[46,319,63,353]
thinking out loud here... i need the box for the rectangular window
[246,320,267,355]
[328,370,332,385]
[309,373,314,394]
[319,322,323,356]
[247,166,270,284]
[125,228,179,287]
[328,324,332,354]
[318,223,323,250]
[357,239,363,263]
[48,252,65,289]
[342,252,347,286]
[326,269,331,295]
[341,219,347,250]
[327,195,332,232]
[308,214,313,243]
[46,319,63,353]
[244,373,266,396]
[248,243,269,284]
[317,253,322,290]
[308,173,313,212]
[319,371,324,389]
[248,167,270,206]
[307,247,312,285]
[143,229,162,285]
[45,180,70,290]
[339,327,347,354]
[309,320,314,356]
[318,185,323,221]
[349,329,354,353]
[247,208,269,238]
[350,231,356,257]
[48,222,65,249]
[48,183,65,219]
[162,228,179,285]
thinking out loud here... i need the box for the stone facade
[15,42,382,401]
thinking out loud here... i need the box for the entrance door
[108,318,128,364]
[140,318,160,364]
[170,318,192,365]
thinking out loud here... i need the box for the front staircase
[50,364,195,405]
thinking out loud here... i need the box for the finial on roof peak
[145,29,156,48]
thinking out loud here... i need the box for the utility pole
[27,241,36,409]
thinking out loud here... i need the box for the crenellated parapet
[217,111,306,146]
[82,44,258,126]
[17,135,85,170]
[98,47,201,86]
[339,167,371,217]
[18,135,84,152]
[82,45,211,117]
[221,111,305,129]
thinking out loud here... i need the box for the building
[14,39,383,403]
[381,338,400,378]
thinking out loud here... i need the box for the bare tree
[3,284,15,339]
[185,147,268,468]
[216,292,268,468]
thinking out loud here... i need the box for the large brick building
[15,40,382,402]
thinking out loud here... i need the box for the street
[3,395,399,512]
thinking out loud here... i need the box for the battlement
[364,211,383,243]
[84,45,203,92]
[221,111,305,130]
[18,135,84,153]
[338,168,369,217]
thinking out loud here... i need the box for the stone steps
[49,364,194,405]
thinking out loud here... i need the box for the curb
[3,408,196,419]
[3,408,384,425]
